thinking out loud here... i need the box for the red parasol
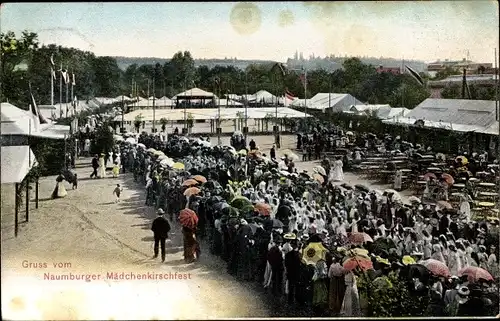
[424,172,437,181]
[182,179,199,187]
[343,256,373,272]
[179,208,198,229]
[192,175,207,184]
[348,232,373,244]
[312,173,324,184]
[441,173,455,186]
[421,259,451,277]
[458,266,493,283]
[254,202,272,216]
[184,187,201,197]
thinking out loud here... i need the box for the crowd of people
[99,124,500,317]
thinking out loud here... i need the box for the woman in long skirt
[328,259,347,315]
[98,154,106,178]
[340,271,361,317]
[51,174,68,199]
[183,226,198,263]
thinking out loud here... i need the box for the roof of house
[173,88,215,98]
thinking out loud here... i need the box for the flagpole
[147,79,150,108]
[50,68,54,106]
[71,72,74,115]
[244,71,248,142]
[304,68,307,118]
[59,62,63,118]
[65,66,69,118]
[152,76,156,133]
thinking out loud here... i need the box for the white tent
[1,146,37,184]
[173,88,216,99]
[116,107,312,122]
[293,93,364,112]
[251,90,278,104]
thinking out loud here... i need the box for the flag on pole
[28,86,48,126]
[274,62,287,77]
[51,68,56,80]
[405,65,425,86]
[72,73,76,86]
[50,54,55,67]
[65,72,71,84]
[61,69,68,83]
[285,88,297,100]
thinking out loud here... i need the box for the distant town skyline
[1,2,498,64]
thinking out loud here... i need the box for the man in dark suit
[90,154,99,178]
[151,208,171,262]
[268,235,284,296]
[285,239,301,304]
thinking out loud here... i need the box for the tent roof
[291,93,364,112]
[1,146,37,184]
[173,88,215,98]
[404,98,497,132]
[116,107,312,122]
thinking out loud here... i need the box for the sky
[1,1,499,63]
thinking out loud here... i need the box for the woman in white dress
[393,170,403,191]
[98,154,106,178]
[340,271,361,316]
[51,174,68,199]
[329,157,344,182]
[105,152,114,169]
[458,194,471,222]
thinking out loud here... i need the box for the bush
[357,272,428,317]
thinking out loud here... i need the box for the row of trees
[6,29,492,111]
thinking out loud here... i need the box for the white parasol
[114,135,124,142]
[137,143,146,149]
[125,137,137,144]
[313,165,326,176]
[384,189,402,203]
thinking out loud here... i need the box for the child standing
[72,174,78,189]
[113,184,123,202]
[112,161,120,178]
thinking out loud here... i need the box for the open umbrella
[408,196,421,204]
[343,256,373,272]
[173,162,185,170]
[182,179,199,187]
[147,148,157,153]
[184,187,201,197]
[313,165,326,176]
[159,159,173,167]
[137,143,146,149]
[254,202,271,216]
[348,232,373,244]
[125,137,136,144]
[271,218,284,229]
[441,173,455,186]
[114,135,124,142]
[402,255,416,266]
[222,206,240,217]
[302,242,328,265]
[455,155,469,165]
[384,189,402,203]
[192,175,207,183]
[213,201,230,212]
[355,184,370,193]
[458,266,493,283]
[238,149,247,156]
[424,172,437,180]
[341,183,353,190]
[346,131,354,136]
[312,173,324,184]
[421,259,451,277]
[231,196,252,209]
[437,200,453,210]
[157,155,169,161]
[281,149,299,161]
[179,208,198,229]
